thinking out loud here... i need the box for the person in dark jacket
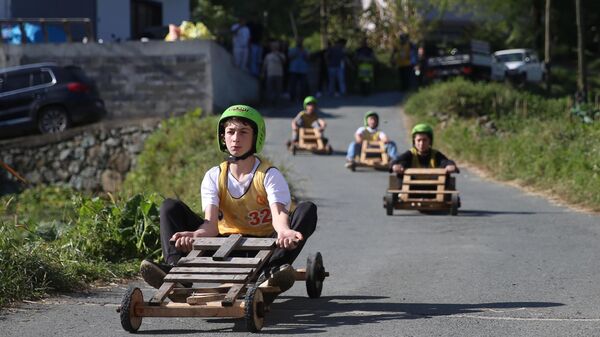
[390,123,458,175]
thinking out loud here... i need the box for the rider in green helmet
[345,111,398,169]
[141,104,318,295]
[390,122,458,175]
[289,96,328,146]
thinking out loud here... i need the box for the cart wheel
[350,162,356,172]
[326,144,333,155]
[291,144,297,156]
[306,252,325,298]
[245,286,265,332]
[450,194,459,216]
[120,287,143,333]
[384,193,395,216]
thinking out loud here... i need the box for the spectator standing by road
[326,39,347,96]
[287,37,310,102]
[355,38,376,95]
[231,18,250,70]
[247,19,264,77]
[262,40,286,106]
[391,33,414,91]
[313,46,329,98]
[414,45,427,87]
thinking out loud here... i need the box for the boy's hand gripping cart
[118,234,329,333]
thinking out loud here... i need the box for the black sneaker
[139,259,172,289]
[267,264,296,292]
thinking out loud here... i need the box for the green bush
[405,78,600,211]
[122,108,223,213]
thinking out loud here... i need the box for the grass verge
[404,78,600,211]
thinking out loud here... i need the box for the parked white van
[491,49,546,83]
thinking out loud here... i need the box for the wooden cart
[118,234,329,333]
[383,168,460,216]
[289,128,333,155]
[348,140,389,171]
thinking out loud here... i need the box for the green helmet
[217,105,265,155]
[411,123,434,145]
[364,111,379,127]
[303,96,317,109]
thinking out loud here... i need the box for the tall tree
[575,0,587,99]
[361,0,449,50]
[544,0,551,91]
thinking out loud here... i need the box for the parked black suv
[0,63,106,138]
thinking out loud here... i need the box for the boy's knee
[297,201,317,216]
[160,198,184,217]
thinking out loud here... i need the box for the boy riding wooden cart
[118,105,327,332]
[119,235,328,332]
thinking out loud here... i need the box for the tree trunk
[544,0,551,92]
[575,0,587,100]
[320,0,328,49]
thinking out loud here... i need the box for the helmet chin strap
[226,150,254,162]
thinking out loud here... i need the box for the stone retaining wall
[0,119,160,193]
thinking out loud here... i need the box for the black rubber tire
[384,193,394,216]
[291,144,297,156]
[326,144,333,155]
[38,106,69,134]
[120,287,143,333]
[245,286,265,332]
[306,252,325,298]
[350,162,356,172]
[450,194,459,216]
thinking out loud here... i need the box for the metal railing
[0,18,94,44]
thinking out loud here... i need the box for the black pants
[159,198,318,270]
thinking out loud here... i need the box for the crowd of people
[228,18,425,105]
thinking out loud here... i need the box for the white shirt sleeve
[264,168,291,211]
[378,131,387,140]
[200,166,221,212]
[355,126,365,135]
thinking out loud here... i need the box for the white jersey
[355,126,386,140]
[201,158,291,212]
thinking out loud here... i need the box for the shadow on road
[456,210,554,217]
[385,209,556,217]
[258,295,564,334]
[120,295,563,334]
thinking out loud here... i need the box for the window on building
[131,0,163,39]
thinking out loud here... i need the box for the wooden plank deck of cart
[118,234,329,333]
[289,127,333,155]
[348,140,389,171]
[383,168,460,215]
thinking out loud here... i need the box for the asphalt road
[2,93,600,336]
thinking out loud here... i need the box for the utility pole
[575,0,587,101]
[544,0,551,92]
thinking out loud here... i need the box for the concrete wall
[0,40,259,118]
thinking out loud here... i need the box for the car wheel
[38,106,69,134]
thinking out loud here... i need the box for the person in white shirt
[345,111,398,168]
[140,105,318,295]
[231,18,250,69]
